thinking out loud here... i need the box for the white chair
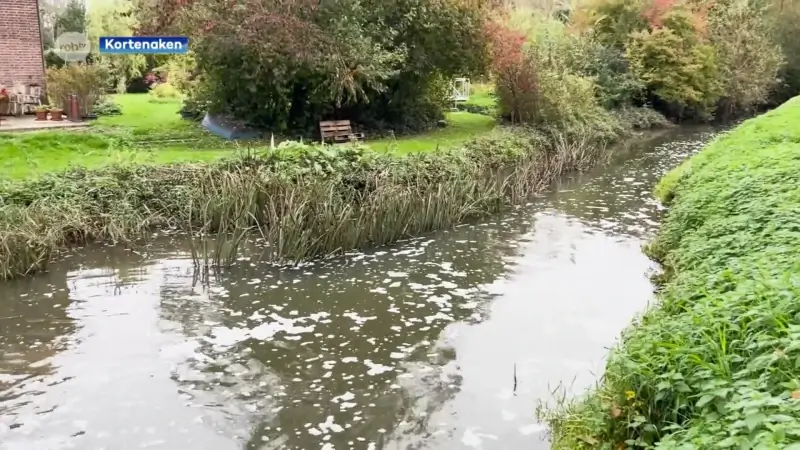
[10,83,42,115]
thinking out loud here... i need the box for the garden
[0,92,496,179]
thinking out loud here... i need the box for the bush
[545,96,800,449]
[611,106,672,129]
[92,98,122,116]
[174,0,491,134]
[148,83,181,102]
[46,64,109,114]
[43,50,64,69]
[179,97,209,121]
[489,12,616,130]
[768,1,800,104]
[707,0,784,117]
[163,53,198,95]
[570,0,787,121]
[485,18,539,124]
[627,25,723,120]
[455,103,495,116]
[569,39,646,109]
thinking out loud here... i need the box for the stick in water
[513,363,518,396]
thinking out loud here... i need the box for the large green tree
[54,0,87,35]
[144,0,492,134]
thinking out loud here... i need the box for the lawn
[0,93,496,179]
[93,94,197,136]
[368,111,496,153]
[465,82,496,108]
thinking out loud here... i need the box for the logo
[54,32,91,62]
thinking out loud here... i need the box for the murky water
[0,127,721,450]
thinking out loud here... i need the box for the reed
[0,126,611,280]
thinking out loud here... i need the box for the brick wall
[0,0,45,88]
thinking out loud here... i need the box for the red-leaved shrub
[485,19,540,124]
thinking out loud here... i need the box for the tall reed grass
[0,126,611,280]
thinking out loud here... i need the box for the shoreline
[0,111,673,282]
[544,97,800,448]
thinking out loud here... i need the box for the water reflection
[0,126,721,450]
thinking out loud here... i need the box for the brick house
[0,0,46,88]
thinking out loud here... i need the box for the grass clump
[0,125,613,280]
[543,97,800,448]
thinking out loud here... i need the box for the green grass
[0,131,231,180]
[465,82,497,108]
[93,93,193,135]
[368,112,496,153]
[544,97,800,449]
[0,94,496,179]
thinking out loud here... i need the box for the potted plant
[50,107,64,121]
[34,105,50,121]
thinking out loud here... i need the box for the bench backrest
[320,120,354,141]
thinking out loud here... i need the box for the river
[0,126,720,450]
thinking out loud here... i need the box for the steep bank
[0,120,647,281]
[546,98,800,448]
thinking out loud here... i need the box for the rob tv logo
[54,32,91,62]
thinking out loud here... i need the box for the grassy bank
[0,123,617,280]
[544,98,800,448]
[0,94,496,179]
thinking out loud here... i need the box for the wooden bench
[319,120,365,144]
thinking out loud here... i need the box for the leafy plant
[93,97,122,116]
[0,120,619,280]
[544,96,800,449]
[149,83,181,101]
[46,64,109,114]
[626,25,723,119]
[485,17,539,124]
[707,0,784,118]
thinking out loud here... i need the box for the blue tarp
[201,113,262,140]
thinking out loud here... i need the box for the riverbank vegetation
[0,125,613,280]
[6,0,798,280]
[543,97,800,448]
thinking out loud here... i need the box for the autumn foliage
[136,0,791,129]
[484,18,542,123]
[641,0,677,27]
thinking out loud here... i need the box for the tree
[707,0,784,116]
[54,0,87,36]
[87,0,147,93]
[171,0,492,133]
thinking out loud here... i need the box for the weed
[543,97,800,449]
